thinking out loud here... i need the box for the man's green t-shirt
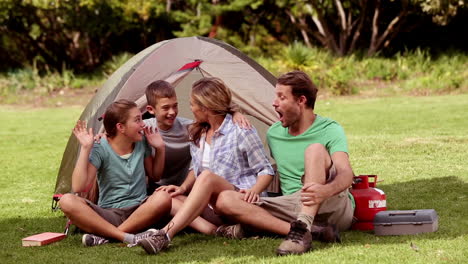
[267,115,348,195]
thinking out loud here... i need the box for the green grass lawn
[0,94,467,263]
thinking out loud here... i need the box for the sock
[123,233,135,244]
[164,222,173,241]
[297,213,315,232]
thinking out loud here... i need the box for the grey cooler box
[373,209,439,235]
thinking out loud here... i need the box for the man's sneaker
[276,220,312,256]
[127,228,159,247]
[82,234,109,247]
[312,224,341,243]
[138,229,170,255]
[215,224,245,239]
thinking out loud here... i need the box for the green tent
[53,36,280,205]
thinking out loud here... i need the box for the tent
[53,36,280,203]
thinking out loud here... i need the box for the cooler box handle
[389,211,416,216]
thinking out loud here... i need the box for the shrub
[283,41,314,70]
[102,52,134,77]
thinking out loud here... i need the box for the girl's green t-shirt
[267,115,348,195]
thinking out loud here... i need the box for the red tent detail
[178,60,202,71]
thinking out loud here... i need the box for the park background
[0,1,467,263]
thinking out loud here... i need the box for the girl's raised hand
[72,120,94,149]
[144,126,165,149]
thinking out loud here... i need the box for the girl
[59,99,171,247]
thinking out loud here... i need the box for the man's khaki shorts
[257,189,353,231]
[257,161,354,231]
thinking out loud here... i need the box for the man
[215,70,355,255]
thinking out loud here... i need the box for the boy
[143,80,192,192]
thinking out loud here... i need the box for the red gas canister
[350,175,386,230]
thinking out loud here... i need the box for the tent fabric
[54,36,280,197]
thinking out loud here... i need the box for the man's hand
[157,185,186,197]
[301,182,332,206]
[144,126,165,149]
[239,189,259,203]
[73,120,94,149]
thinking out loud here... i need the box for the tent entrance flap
[172,68,205,121]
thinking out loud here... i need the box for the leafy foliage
[0,0,466,73]
[257,45,468,96]
[279,0,466,56]
[417,0,465,25]
[0,0,174,72]
[101,52,134,77]
[1,45,466,101]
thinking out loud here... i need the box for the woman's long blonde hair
[189,77,234,146]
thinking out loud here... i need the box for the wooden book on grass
[22,232,66,247]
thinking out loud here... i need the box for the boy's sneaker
[127,229,159,247]
[276,220,312,256]
[138,230,170,255]
[215,224,245,239]
[82,234,109,247]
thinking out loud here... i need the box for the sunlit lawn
[0,94,467,263]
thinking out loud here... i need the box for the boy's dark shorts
[85,198,148,227]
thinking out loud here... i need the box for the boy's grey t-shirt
[144,117,192,186]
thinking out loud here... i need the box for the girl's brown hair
[189,77,233,146]
[103,99,137,138]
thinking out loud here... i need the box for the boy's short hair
[277,71,318,109]
[145,80,176,107]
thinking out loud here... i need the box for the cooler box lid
[374,209,438,225]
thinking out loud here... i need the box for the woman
[139,77,274,254]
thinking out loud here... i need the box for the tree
[280,0,465,56]
[171,0,282,56]
[1,0,465,72]
[0,0,172,72]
